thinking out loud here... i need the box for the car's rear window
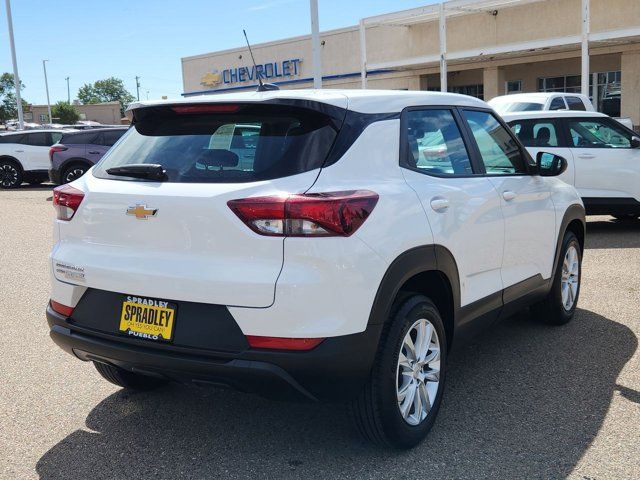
[93,104,340,183]
[493,102,544,114]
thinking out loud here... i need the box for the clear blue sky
[0,0,436,105]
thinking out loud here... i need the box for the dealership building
[182,0,640,128]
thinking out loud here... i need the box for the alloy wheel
[0,164,18,188]
[561,245,580,311]
[65,167,86,183]
[396,318,441,426]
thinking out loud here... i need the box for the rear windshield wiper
[106,164,167,181]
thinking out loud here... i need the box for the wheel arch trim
[367,245,461,328]
[553,204,586,279]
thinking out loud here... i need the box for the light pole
[4,0,24,129]
[65,76,70,103]
[42,60,52,125]
[135,76,141,101]
[310,0,322,89]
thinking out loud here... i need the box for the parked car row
[0,127,127,188]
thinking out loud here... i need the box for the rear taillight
[50,300,74,317]
[227,190,378,237]
[49,145,67,161]
[246,336,324,351]
[53,184,84,221]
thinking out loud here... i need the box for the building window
[538,72,622,116]
[39,114,47,122]
[538,75,582,93]
[593,71,621,117]
[506,80,522,94]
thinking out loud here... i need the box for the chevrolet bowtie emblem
[127,204,158,220]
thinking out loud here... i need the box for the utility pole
[65,76,70,103]
[309,0,322,89]
[135,76,141,101]
[42,60,52,125]
[4,0,24,129]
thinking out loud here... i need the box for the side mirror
[536,152,568,177]
[631,136,640,148]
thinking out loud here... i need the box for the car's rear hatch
[52,99,346,308]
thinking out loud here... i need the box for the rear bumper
[47,305,382,402]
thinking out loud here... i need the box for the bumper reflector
[246,336,324,351]
[50,300,74,317]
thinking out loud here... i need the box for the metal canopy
[357,0,629,98]
[362,0,547,27]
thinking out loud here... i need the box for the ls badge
[127,204,158,220]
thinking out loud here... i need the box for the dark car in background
[49,127,128,184]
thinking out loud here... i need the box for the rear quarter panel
[229,119,435,337]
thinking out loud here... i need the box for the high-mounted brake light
[50,300,74,317]
[53,184,84,221]
[246,336,324,351]
[171,104,241,114]
[227,190,379,237]
[49,145,67,161]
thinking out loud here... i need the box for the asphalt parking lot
[0,186,638,480]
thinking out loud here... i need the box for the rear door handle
[578,154,596,159]
[14,149,24,153]
[430,197,450,212]
[502,190,517,201]
[88,151,101,154]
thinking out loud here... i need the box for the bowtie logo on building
[200,71,222,87]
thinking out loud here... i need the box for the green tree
[0,72,29,123]
[52,101,80,124]
[77,77,135,115]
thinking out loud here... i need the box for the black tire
[0,158,23,189]
[350,295,447,449]
[61,163,89,184]
[93,362,168,391]
[531,231,582,325]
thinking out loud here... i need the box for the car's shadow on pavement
[36,309,636,480]
[586,217,640,249]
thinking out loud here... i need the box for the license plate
[118,297,176,342]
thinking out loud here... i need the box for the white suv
[503,110,640,219]
[0,129,64,188]
[47,90,585,448]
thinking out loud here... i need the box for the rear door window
[508,119,560,147]
[99,130,126,146]
[61,132,99,145]
[96,130,126,147]
[26,132,50,147]
[565,96,587,111]
[93,103,340,183]
[549,97,567,110]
